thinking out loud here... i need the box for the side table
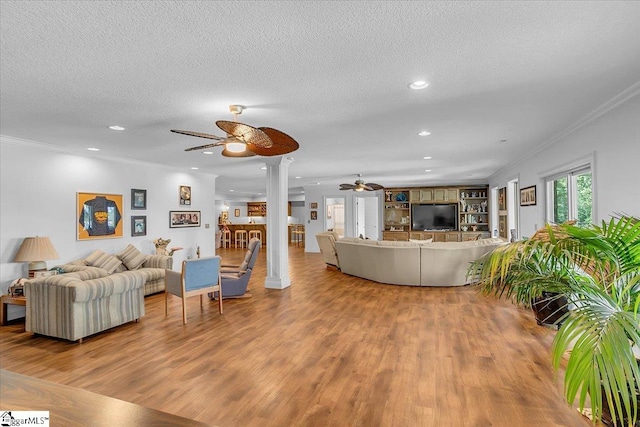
[1,294,27,326]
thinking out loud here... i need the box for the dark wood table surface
[0,369,214,427]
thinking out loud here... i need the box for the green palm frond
[469,215,640,426]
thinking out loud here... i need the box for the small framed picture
[179,185,191,205]
[131,189,147,210]
[170,211,201,228]
[498,187,507,211]
[310,202,318,209]
[310,211,318,220]
[234,208,240,217]
[520,185,536,206]
[131,216,147,236]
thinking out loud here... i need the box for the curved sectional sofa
[333,237,506,287]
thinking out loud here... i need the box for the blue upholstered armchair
[165,256,223,324]
[212,238,261,299]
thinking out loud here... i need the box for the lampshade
[13,236,59,277]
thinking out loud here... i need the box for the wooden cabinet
[247,202,291,217]
[410,189,433,203]
[383,185,490,241]
[383,231,408,241]
[410,187,457,203]
[409,231,435,241]
[434,188,458,203]
[247,202,266,217]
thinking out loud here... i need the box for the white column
[264,156,293,289]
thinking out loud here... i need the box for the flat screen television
[411,204,458,231]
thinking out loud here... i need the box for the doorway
[355,196,380,240]
[325,197,345,238]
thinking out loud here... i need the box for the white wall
[489,92,640,237]
[1,138,218,296]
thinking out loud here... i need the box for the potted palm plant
[469,215,640,426]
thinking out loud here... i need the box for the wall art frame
[310,210,318,220]
[179,185,191,205]
[77,192,124,240]
[131,189,147,210]
[131,215,147,236]
[170,210,201,228]
[520,185,537,206]
[310,202,318,209]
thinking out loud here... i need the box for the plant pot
[531,292,568,329]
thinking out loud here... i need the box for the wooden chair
[165,256,223,324]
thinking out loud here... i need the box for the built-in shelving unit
[459,187,489,234]
[383,185,491,242]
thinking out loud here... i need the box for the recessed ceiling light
[229,190,234,192]
[316,182,320,185]
[424,169,432,172]
[87,147,100,151]
[409,80,429,90]
[295,176,301,179]
[423,156,432,160]
[190,167,199,170]
[108,125,125,131]
[260,166,267,170]
[202,151,213,155]
[418,131,431,136]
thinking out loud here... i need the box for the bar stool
[221,229,232,248]
[235,229,248,249]
[292,225,305,246]
[248,229,262,242]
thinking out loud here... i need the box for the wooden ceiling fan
[339,174,384,192]
[171,105,299,157]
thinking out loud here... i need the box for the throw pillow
[85,249,123,274]
[117,244,147,270]
[408,239,433,244]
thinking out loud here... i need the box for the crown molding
[0,135,219,177]
[489,80,640,181]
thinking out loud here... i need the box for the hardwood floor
[0,245,590,426]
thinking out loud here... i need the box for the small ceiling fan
[339,174,384,192]
[171,105,299,157]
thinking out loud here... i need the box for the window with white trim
[545,166,592,227]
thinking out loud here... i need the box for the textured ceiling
[1,1,639,198]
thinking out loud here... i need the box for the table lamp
[13,236,60,277]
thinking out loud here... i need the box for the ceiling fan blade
[340,184,357,190]
[365,183,384,190]
[248,127,300,156]
[171,129,225,140]
[216,121,272,149]
[183,142,225,152]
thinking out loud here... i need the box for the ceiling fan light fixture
[355,187,364,192]
[225,141,246,153]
